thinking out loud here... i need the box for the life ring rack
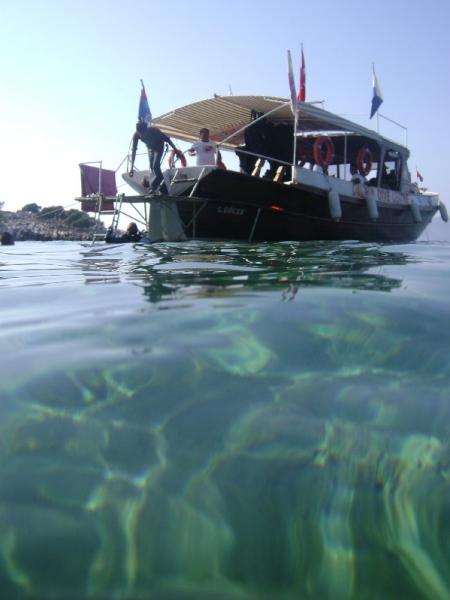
[168,149,187,169]
[356,146,372,176]
[313,136,334,168]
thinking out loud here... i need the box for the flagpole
[292,109,298,183]
[287,49,299,183]
[378,113,408,147]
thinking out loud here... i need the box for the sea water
[1,239,450,600]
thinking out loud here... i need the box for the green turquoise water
[1,240,450,600]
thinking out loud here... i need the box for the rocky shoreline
[0,210,107,242]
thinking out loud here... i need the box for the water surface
[1,239,450,600]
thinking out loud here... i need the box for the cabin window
[327,164,339,178]
[365,162,378,183]
[342,162,378,182]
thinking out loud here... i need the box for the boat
[77,95,448,243]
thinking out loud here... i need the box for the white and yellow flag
[287,50,298,114]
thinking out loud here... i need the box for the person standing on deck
[188,128,222,167]
[129,122,182,195]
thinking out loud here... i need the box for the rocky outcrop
[0,211,107,242]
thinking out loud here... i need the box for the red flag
[416,168,423,182]
[297,46,306,102]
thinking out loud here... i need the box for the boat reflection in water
[132,240,406,304]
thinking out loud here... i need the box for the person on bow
[129,122,182,195]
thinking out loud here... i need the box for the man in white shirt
[188,128,222,166]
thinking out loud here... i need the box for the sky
[1,0,449,236]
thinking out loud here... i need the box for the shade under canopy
[151,95,407,155]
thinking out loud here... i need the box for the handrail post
[292,110,298,183]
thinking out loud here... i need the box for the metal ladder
[90,194,123,245]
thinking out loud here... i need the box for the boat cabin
[295,133,405,191]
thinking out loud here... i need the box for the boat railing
[233,149,293,182]
[232,148,293,168]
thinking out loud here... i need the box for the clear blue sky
[1,0,449,231]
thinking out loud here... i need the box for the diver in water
[105,222,142,244]
[1,231,15,245]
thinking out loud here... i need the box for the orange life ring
[356,146,372,176]
[168,149,187,168]
[313,136,334,168]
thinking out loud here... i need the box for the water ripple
[1,240,450,599]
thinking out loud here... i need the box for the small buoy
[410,199,422,223]
[439,202,448,223]
[366,188,379,221]
[328,189,341,221]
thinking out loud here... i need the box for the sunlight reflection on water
[1,240,450,599]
